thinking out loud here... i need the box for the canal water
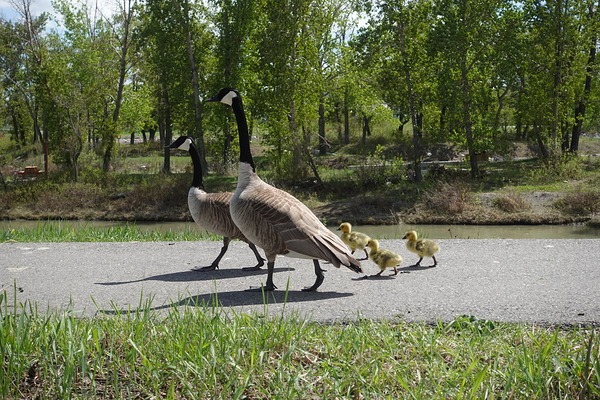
[1,220,599,239]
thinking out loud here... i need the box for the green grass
[1,221,219,242]
[1,289,598,399]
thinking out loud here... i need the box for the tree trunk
[533,124,549,158]
[343,88,350,145]
[318,97,327,155]
[570,3,597,154]
[398,16,422,182]
[460,63,479,178]
[183,0,208,176]
[162,88,172,173]
[362,114,371,146]
[103,0,133,172]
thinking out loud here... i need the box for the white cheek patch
[221,91,238,106]
[180,138,192,151]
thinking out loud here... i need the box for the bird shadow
[352,274,396,281]
[396,264,437,273]
[95,267,294,286]
[98,289,354,314]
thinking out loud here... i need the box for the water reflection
[1,220,599,239]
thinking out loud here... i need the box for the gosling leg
[357,248,369,261]
[429,256,438,268]
[410,257,424,268]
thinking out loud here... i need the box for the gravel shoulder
[2,239,599,325]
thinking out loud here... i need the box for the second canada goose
[337,222,371,261]
[206,88,362,291]
[365,239,403,276]
[402,230,440,267]
[167,136,265,271]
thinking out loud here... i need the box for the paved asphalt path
[1,239,599,325]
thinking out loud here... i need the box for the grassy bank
[2,133,600,225]
[0,221,219,243]
[1,288,598,399]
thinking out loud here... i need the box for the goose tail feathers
[344,259,363,274]
[314,235,362,273]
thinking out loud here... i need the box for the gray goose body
[168,136,265,271]
[207,88,362,291]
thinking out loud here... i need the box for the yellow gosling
[366,239,403,276]
[402,230,440,267]
[337,222,371,261]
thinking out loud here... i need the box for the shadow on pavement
[95,267,294,285]
[98,289,353,314]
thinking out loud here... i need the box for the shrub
[423,181,474,214]
[34,183,108,212]
[554,190,600,215]
[493,192,532,213]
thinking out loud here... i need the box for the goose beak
[205,96,219,102]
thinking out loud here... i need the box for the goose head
[402,230,418,241]
[338,222,351,233]
[206,87,239,106]
[166,135,193,151]
[206,87,255,171]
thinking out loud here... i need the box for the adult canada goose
[206,88,362,291]
[167,135,265,271]
[402,230,440,267]
[337,222,371,261]
[365,239,403,276]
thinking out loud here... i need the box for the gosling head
[402,230,418,241]
[338,222,352,233]
[206,87,239,106]
[366,239,379,251]
[167,136,193,151]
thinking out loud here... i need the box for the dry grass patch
[493,191,532,213]
[422,181,475,214]
[554,190,600,215]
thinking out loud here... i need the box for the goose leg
[302,260,325,292]
[193,237,230,271]
[247,260,277,292]
[242,243,266,271]
[263,260,277,290]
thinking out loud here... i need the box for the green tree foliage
[1,0,599,183]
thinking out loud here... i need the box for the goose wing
[232,182,361,271]
[189,189,247,241]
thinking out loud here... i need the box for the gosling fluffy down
[337,222,371,261]
[402,230,440,267]
[366,239,403,276]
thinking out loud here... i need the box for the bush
[554,190,600,215]
[33,182,108,212]
[493,192,531,213]
[422,181,474,214]
[353,145,405,188]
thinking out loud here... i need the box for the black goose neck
[231,96,255,170]
[188,140,204,189]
